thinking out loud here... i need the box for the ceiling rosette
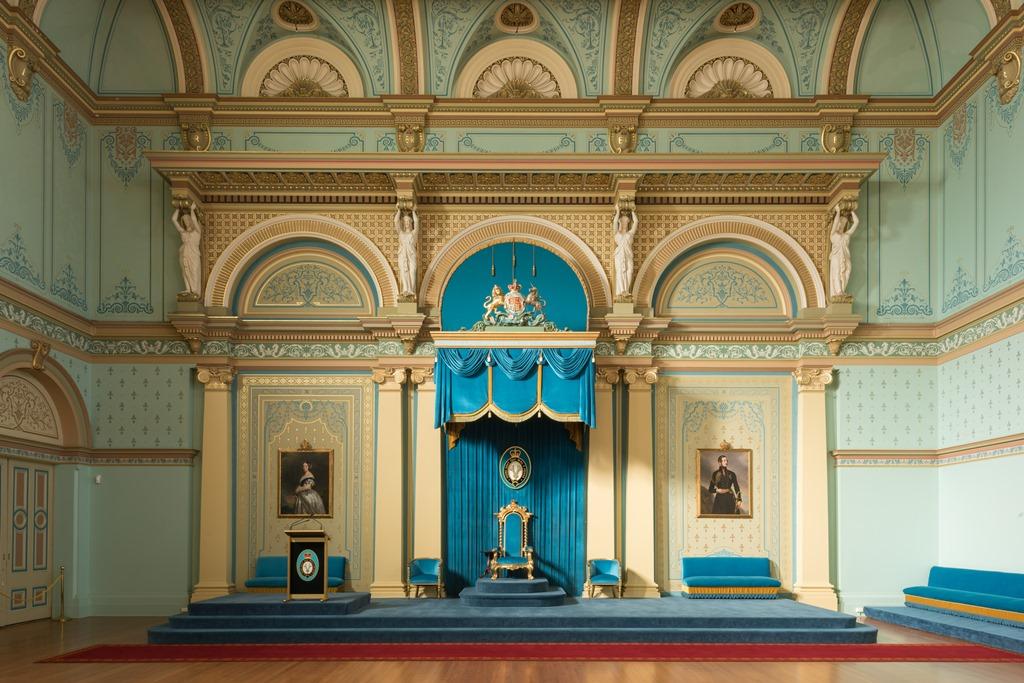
[260,56,348,98]
[686,56,773,99]
[473,57,561,99]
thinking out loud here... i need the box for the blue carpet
[149,595,876,644]
[865,606,1024,654]
[459,578,566,606]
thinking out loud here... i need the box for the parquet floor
[1,615,1022,682]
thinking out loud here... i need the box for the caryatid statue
[612,200,639,301]
[394,200,420,300]
[828,201,860,299]
[171,199,203,299]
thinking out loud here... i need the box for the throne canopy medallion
[260,56,348,97]
[686,56,773,99]
[473,57,561,98]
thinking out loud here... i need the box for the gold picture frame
[697,442,752,519]
[278,440,333,518]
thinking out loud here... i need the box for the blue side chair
[587,559,623,598]
[407,558,445,598]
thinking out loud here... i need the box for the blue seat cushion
[253,556,287,578]
[590,573,620,585]
[409,573,439,585]
[682,556,772,578]
[905,585,1024,613]
[244,577,287,588]
[924,567,1024,599]
[496,556,528,565]
[683,576,781,588]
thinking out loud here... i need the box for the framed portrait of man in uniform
[697,442,752,518]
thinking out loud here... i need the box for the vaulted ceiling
[25,0,1011,99]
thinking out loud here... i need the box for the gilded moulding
[996,46,1022,105]
[6,40,33,101]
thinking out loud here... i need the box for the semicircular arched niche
[420,215,610,313]
[0,350,92,449]
[668,37,792,99]
[453,38,580,98]
[239,36,365,97]
[206,214,398,309]
[633,216,825,311]
[234,246,378,318]
[654,247,794,320]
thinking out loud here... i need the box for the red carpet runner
[42,642,1024,663]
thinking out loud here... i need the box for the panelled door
[0,457,54,626]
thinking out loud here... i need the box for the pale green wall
[833,365,937,450]
[54,463,195,617]
[834,465,937,611]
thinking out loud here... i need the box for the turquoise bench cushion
[682,556,772,579]
[244,554,346,589]
[925,566,1024,599]
[497,556,528,565]
[905,585,1024,613]
[409,573,439,585]
[590,573,620,585]
[683,576,781,588]
[244,577,287,588]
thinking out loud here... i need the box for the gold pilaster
[622,366,660,598]
[370,367,408,597]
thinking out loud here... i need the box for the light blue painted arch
[40,0,178,95]
[639,0,842,98]
[855,0,992,97]
[422,0,609,97]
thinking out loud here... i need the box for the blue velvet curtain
[434,347,595,427]
[444,417,587,596]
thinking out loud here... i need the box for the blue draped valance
[434,347,595,428]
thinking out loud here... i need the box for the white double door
[0,457,54,626]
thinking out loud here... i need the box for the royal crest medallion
[474,279,556,330]
[500,446,532,490]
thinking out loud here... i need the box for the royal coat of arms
[473,279,555,330]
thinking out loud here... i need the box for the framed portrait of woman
[278,443,332,518]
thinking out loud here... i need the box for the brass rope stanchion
[0,566,67,621]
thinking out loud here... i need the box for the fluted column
[370,367,408,597]
[585,368,619,596]
[792,367,838,610]
[622,367,660,598]
[410,368,442,560]
[192,365,235,602]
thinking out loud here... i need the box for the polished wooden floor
[1,614,1022,683]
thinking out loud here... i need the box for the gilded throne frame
[489,500,535,579]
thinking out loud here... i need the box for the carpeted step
[473,578,555,594]
[148,624,878,645]
[187,593,369,616]
[458,587,566,607]
[162,612,857,630]
[865,606,1024,654]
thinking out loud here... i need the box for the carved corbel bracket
[6,39,34,102]
[599,96,649,154]
[820,123,851,154]
[165,95,218,152]
[595,367,621,385]
[30,339,50,371]
[383,96,433,153]
[623,366,658,386]
[604,311,643,354]
[169,312,208,353]
[388,312,427,354]
[995,45,1022,105]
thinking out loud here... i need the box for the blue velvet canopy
[434,346,595,428]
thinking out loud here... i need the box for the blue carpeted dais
[149,592,877,645]
[865,605,1024,654]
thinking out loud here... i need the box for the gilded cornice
[0,436,197,465]
[832,433,1024,468]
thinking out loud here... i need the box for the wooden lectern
[285,526,330,601]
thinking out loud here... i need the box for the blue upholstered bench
[681,556,781,599]
[244,555,347,592]
[903,566,1024,627]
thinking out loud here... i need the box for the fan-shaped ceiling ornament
[473,57,561,99]
[260,56,348,97]
[685,56,773,99]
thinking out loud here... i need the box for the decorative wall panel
[655,374,793,592]
[235,374,375,591]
